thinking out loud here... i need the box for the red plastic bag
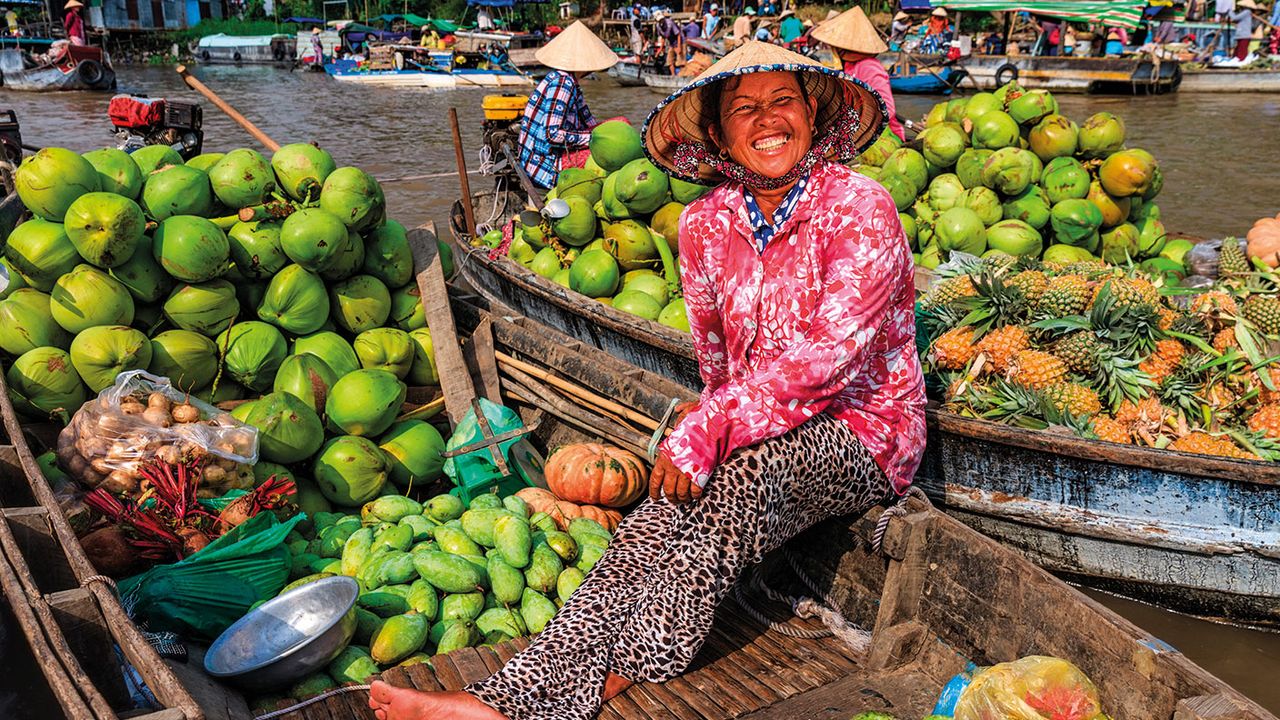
[108,95,165,129]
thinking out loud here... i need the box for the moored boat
[898,53,1182,93]
[0,43,115,92]
[608,59,647,86]
[1179,67,1280,92]
[195,33,295,64]
[325,48,532,88]
[642,70,691,91]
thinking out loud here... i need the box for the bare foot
[368,680,509,720]
[603,672,634,701]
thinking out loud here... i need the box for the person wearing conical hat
[368,40,924,720]
[1230,0,1258,59]
[63,0,86,45]
[778,7,804,43]
[509,21,618,189]
[812,6,902,140]
[890,11,912,43]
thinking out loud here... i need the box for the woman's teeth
[753,135,789,151]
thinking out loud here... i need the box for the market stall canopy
[927,0,1157,29]
[378,13,460,32]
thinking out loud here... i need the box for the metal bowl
[204,576,359,690]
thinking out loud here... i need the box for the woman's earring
[718,148,730,161]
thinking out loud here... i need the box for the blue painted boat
[890,65,956,94]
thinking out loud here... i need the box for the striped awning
[931,0,1149,29]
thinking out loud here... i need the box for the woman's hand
[649,452,702,504]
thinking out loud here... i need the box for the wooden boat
[890,66,958,94]
[0,44,115,92]
[642,70,691,91]
[893,53,1182,93]
[1179,68,1280,92]
[448,203,1280,628]
[608,60,648,87]
[325,47,533,88]
[196,34,296,64]
[5,243,1276,717]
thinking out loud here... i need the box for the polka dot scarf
[742,171,811,253]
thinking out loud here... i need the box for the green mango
[428,619,449,647]
[357,549,394,590]
[380,584,413,599]
[458,555,491,588]
[317,519,360,557]
[354,607,385,644]
[412,550,484,593]
[528,512,557,534]
[340,528,374,576]
[289,672,337,701]
[371,612,429,665]
[543,531,578,564]
[311,512,341,533]
[311,558,341,575]
[379,552,418,585]
[520,588,557,634]
[411,540,438,554]
[475,607,526,638]
[358,590,411,618]
[483,630,515,646]
[328,646,379,685]
[434,526,483,557]
[557,568,586,603]
[398,652,431,667]
[488,555,525,606]
[374,524,413,554]
[440,592,485,622]
[468,493,504,510]
[568,518,612,544]
[460,508,514,547]
[524,544,563,594]
[502,494,529,519]
[425,494,466,522]
[576,544,605,574]
[407,579,439,621]
[494,515,532,569]
[399,514,433,543]
[362,495,423,525]
[435,620,480,654]
[279,572,334,595]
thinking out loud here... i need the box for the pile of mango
[256,490,612,707]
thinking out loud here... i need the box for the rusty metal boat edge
[449,200,1280,629]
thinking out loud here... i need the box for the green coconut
[406,328,438,386]
[657,298,689,332]
[1077,112,1126,158]
[551,196,598,247]
[293,331,361,378]
[280,207,348,271]
[130,145,183,176]
[313,435,391,506]
[319,167,385,232]
[981,148,1042,196]
[241,391,326,464]
[556,168,603,206]
[152,216,230,282]
[882,148,929,195]
[228,220,290,280]
[388,283,425,331]
[216,321,288,392]
[322,230,366,281]
[258,264,331,335]
[326,368,407,437]
[857,128,903,167]
[1007,89,1058,125]
[955,149,994,189]
[354,328,415,379]
[208,148,276,209]
[49,264,134,334]
[612,158,670,216]
[602,220,658,272]
[920,123,969,168]
[142,164,213,221]
[568,250,619,299]
[934,208,988,257]
[272,143,337,202]
[623,273,670,307]
[612,290,662,321]
[1050,199,1105,246]
[148,330,219,391]
[63,192,145,268]
[273,353,337,414]
[185,153,225,172]
[379,420,446,487]
[0,290,71,355]
[1100,223,1141,264]
[1002,185,1052,230]
[163,279,239,337]
[5,219,80,292]
[436,237,453,279]
[529,247,561,280]
[82,148,143,200]
[69,325,153,392]
[362,220,413,287]
[110,242,174,303]
[927,174,966,212]
[1041,157,1091,205]
[7,347,86,417]
[588,121,644,172]
[986,219,1043,257]
[329,274,391,333]
[958,187,1003,226]
[15,148,100,222]
[1028,114,1079,162]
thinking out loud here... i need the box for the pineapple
[1035,275,1092,318]
[1247,404,1280,439]
[1138,339,1187,386]
[1218,238,1249,276]
[1212,327,1238,353]
[1116,396,1169,431]
[1169,431,1257,460]
[1241,295,1280,336]
[1007,349,1067,390]
[1191,290,1239,318]
[1053,331,1103,375]
[1092,415,1132,444]
[1007,270,1049,305]
[1061,260,1114,280]
[1256,367,1280,404]
[1157,307,1180,331]
[1044,382,1103,416]
[975,325,1029,373]
[957,272,1031,334]
[932,326,978,370]
[1093,277,1160,314]
[922,275,977,310]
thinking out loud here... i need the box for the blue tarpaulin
[282,16,325,23]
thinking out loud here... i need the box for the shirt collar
[739,169,812,252]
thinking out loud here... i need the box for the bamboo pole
[449,107,478,238]
[175,65,282,152]
[494,351,662,432]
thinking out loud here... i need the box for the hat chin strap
[672,107,865,190]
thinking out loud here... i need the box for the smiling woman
[368,41,928,720]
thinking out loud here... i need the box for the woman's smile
[751,133,791,153]
[710,71,818,182]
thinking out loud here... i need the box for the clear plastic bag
[954,656,1105,720]
[56,371,259,500]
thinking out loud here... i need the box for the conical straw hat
[642,40,886,184]
[535,21,619,73]
[811,6,888,55]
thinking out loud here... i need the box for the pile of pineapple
[919,239,1280,461]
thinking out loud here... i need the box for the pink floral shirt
[661,160,926,494]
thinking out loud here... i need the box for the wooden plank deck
[276,596,928,720]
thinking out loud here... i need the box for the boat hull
[608,61,647,86]
[0,47,115,91]
[326,66,532,88]
[642,70,691,91]
[903,53,1181,93]
[1180,69,1280,92]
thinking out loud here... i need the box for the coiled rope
[254,684,373,720]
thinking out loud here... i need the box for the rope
[81,574,118,594]
[377,169,482,184]
[253,684,373,720]
[646,398,681,462]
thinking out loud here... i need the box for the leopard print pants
[467,413,893,720]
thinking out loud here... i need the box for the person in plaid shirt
[515,22,619,188]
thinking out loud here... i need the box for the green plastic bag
[442,398,529,503]
[118,512,304,640]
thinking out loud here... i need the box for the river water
[3,65,1279,715]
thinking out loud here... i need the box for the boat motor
[0,110,23,167]
[108,95,205,160]
[479,94,528,186]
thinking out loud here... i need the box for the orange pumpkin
[543,443,647,508]
[516,487,622,532]
[1247,214,1280,268]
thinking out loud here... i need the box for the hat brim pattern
[641,62,888,185]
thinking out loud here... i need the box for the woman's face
[711,72,818,181]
